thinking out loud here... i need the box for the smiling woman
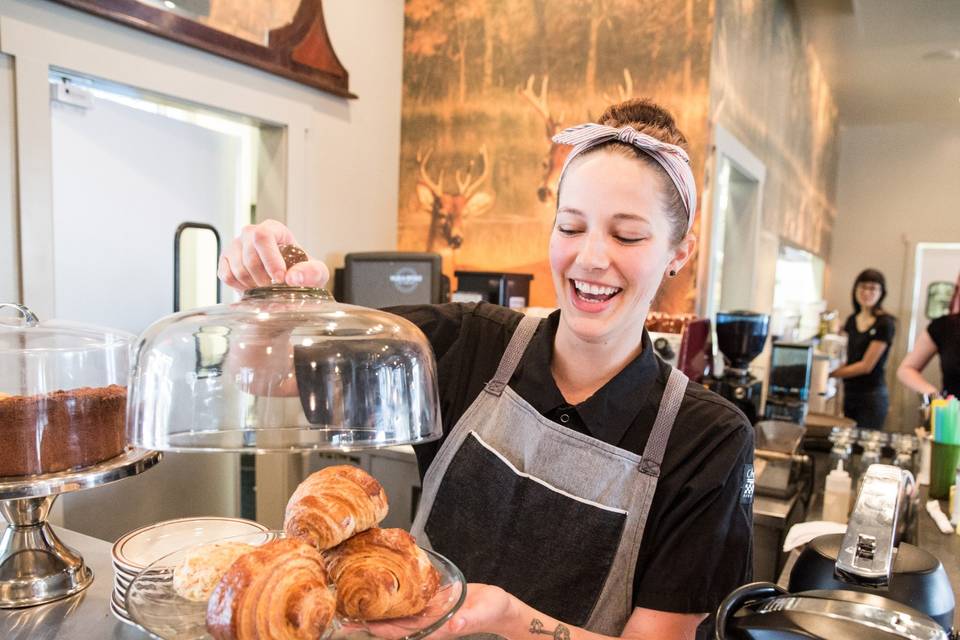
[218,99,754,640]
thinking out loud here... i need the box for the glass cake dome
[0,303,134,477]
[127,285,442,452]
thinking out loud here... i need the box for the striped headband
[552,123,697,234]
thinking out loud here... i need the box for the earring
[669,269,677,278]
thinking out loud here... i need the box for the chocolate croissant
[325,528,440,621]
[284,465,388,550]
[206,538,335,640]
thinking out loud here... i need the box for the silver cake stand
[0,448,161,608]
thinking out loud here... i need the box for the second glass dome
[128,287,442,452]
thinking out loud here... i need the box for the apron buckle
[639,458,661,477]
[484,380,507,396]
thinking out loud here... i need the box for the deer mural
[520,70,636,205]
[416,146,493,255]
[602,68,634,105]
[519,74,568,204]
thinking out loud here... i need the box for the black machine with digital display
[338,252,447,308]
[764,341,814,423]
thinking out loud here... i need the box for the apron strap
[484,315,541,397]
[638,367,688,477]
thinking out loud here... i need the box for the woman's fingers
[251,220,296,283]
[285,260,329,288]
[219,220,304,292]
[220,238,258,290]
[241,225,280,286]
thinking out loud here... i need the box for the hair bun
[598,98,687,148]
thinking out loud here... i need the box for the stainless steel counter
[0,526,149,640]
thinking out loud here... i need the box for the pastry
[0,385,127,477]
[284,465,388,550]
[206,538,335,640]
[172,541,255,602]
[325,528,440,620]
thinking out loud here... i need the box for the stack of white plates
[109,517,269,625]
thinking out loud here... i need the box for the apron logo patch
[741,464,755,504]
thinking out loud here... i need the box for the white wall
[0,53,17,302]
[827,122,960,429]
[311,1,404,266]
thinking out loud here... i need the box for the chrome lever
[835,464,913,587]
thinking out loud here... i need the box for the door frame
[699,124,767,319]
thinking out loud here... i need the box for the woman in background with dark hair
[831,268,896,429]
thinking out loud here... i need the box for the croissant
[284,465,388,550]
[325,528,440,621]
[206,538,336,640]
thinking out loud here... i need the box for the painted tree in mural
[400,0,712,311]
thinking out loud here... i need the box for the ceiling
[796,0,960,125]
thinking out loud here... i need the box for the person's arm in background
[830,340,888,379]
[897,330,940,397]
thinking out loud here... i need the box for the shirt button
[559,413,570,424]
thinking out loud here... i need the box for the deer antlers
[416,147,445,197]
[419,146,490,199]
[519,74,563,135]
[602,68,634,104]
[455,145,490,198]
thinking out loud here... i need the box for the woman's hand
[429,583,517,638]
[218,219,330,291]
[340,583,515,640]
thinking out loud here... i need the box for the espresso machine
[717,465,953,639]
[708,311,770,424]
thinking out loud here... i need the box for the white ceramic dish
[112,517,267,573]
[111,589,130,614]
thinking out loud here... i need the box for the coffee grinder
[708,311,770,424]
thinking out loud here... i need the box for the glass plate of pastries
[125,466,466,640]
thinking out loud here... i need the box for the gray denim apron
[410,315,688,634]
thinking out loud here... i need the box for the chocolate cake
[0,385,128,477]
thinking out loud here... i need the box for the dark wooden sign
[51,0,355,98]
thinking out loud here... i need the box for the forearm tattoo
[529,618,571,640]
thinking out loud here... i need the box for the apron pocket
[424,432,626,626]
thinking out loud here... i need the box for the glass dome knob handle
[0,302,39,327]
[278,244,308,270]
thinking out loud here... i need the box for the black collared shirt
[391,302,754,615]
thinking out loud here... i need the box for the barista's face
[549,151,687,347]
[855,281,883,310]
